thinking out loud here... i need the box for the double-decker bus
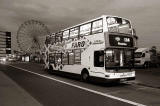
[44,15,137,82]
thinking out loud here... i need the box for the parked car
[134,48,160,68]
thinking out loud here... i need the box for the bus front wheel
[81,70,89,82]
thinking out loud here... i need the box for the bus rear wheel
[81,70,89,82]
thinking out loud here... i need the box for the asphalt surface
[0,70,42,106]
[134,68,160,88]
[1,62,160,106]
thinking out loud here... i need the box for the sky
[0,0,160,51]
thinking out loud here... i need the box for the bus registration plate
[120,72,132,78]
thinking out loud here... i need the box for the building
[0,31,11,58]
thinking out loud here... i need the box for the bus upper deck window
[80,23,91,36]
[92,19,103,34]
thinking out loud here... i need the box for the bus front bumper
[89,76,135,83]
[90,71,135,82]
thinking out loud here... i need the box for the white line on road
[9,65,146,106]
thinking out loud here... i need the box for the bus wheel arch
[81,68,89,82]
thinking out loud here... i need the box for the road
[1,62,160,106]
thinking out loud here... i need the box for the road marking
[9,65,146,106]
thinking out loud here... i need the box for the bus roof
[59,15,131,33]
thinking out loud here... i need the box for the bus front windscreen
[105,49,134,69]
[107,17,132,34]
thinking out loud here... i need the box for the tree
[150,46,157,56]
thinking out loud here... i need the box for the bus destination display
[109,34,133,47]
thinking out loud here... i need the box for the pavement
[0,62,160,106]
[0,64,42,106]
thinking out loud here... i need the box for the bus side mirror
[142,53,145,57]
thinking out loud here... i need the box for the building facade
[0,31,11,58]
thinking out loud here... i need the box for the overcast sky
[0,0,160,50]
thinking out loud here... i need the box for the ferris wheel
[17,20,50,54]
